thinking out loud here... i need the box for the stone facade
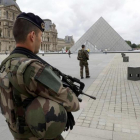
[0,3,21,53]
[41,19,58,52]
[57,36,74,51]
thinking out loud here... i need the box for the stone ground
[1,53,140,140]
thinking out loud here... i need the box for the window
[0,28,2,37]
[6,11,8,19]
[8,30,10,37]
[13,13,15,20]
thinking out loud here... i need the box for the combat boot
[86,76,90,78]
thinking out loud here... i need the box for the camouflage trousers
[14,135,64,140]
[80,65,89,77]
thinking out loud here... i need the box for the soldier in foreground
[77,45,90,79]
[0,12,80,140]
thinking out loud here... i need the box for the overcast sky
[17,0,140,44]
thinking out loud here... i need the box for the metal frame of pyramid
[70,17,132,52]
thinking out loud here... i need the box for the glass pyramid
[70,17,132,52]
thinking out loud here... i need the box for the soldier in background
[0,12,79,140]
[77,45,90,79]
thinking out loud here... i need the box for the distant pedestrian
[105,49,107,54]
[77,45,90,79]
[5,50,7,55]
[68,50,71,58]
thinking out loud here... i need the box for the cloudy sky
[17,0,140,44]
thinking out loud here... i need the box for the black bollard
[123,56,129,62]
[128,67,140,81]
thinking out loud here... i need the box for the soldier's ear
[29,31,36,42]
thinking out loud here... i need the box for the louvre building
[0,0,74,52]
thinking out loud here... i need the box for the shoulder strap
[0,53,33,98]
[0,53,27,70]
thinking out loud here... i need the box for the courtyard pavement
[1,53,140,140]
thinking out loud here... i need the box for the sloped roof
[43,19,52,31]
[70,17,132,52]
[0,0,20,10]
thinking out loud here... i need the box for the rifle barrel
[82,93,96,100]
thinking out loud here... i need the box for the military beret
[17,12,45,32]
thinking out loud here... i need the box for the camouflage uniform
[0,54,80,140]
[77,49,89,77]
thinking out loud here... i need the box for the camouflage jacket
[77,49,89,61]
[0,54,80,131]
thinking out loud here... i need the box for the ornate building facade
[41,19,58,52]
[57,36,74,51]
[0,0,21,52]
[0,0,74,52]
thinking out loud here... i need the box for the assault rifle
[52,67,96,131]
[52,67,96,102]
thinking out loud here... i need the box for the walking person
[77,45,90,79]
[68,50,71,58]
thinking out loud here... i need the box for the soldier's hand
[64,112,75,131]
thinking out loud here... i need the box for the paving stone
[105,126,113,131]
[83,120,90,124]
[131,129,139,134]
[131,126,139,130]
[114,127,122,132]
[122,129,131,133]
[78,117,85,120]
[90,124,97,129]
[66,133,110,140]
[82,123,90,127]
[106,123,113,127]
[77,119,84,123]
[70,126,113,140]
[85,117,92,121]
[76,122,83,126]
[114,124,121,128]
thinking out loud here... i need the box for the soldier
[0,12,80,140]
[77,45,90,79]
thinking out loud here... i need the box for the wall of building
[0,5,20,52]
[41,19,58,52]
